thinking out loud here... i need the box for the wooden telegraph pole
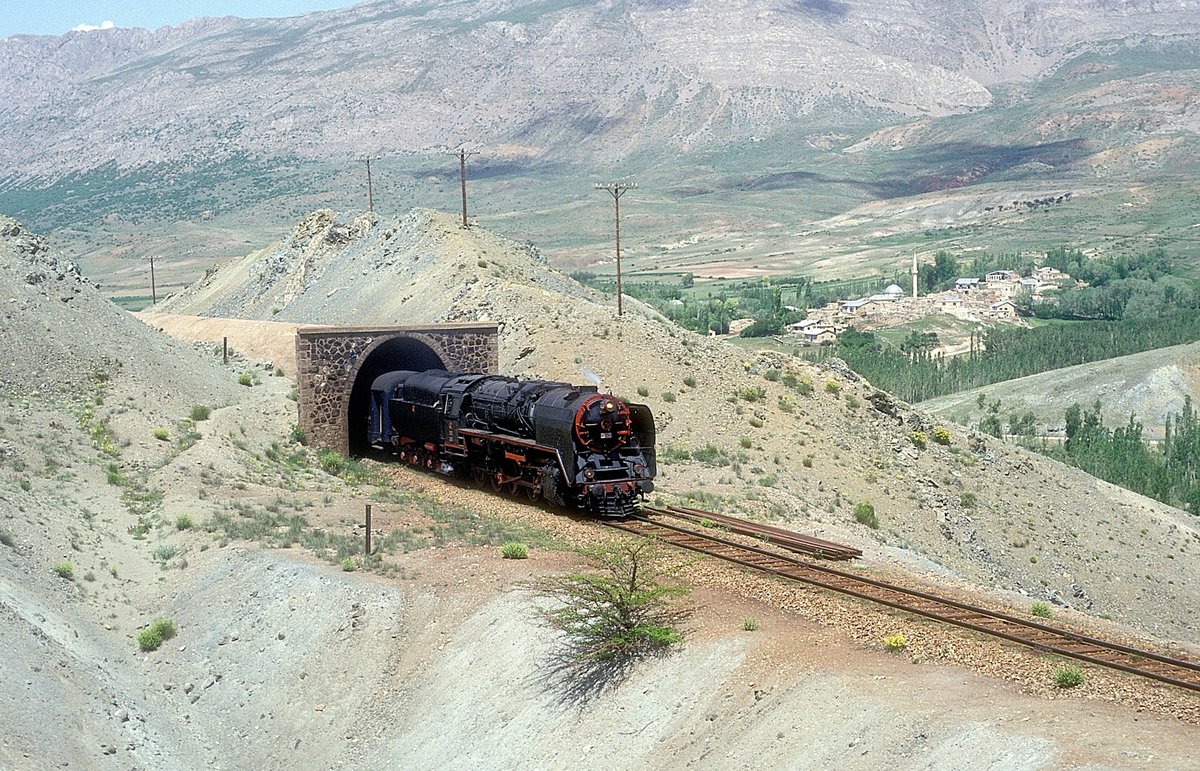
[454,148,478,227]
[149,256,157,305]
[594,182,637,316]
[363,156,380,213]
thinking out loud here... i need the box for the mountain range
[1,0,1199,289]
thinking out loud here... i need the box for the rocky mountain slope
[2,0,1198,179]
[2,213,1198,768]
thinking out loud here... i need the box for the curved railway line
[614,506,1200,695]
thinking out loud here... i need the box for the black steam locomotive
[367,369,656,518]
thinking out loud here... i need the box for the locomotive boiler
[367,369,656,518]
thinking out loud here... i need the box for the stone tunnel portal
[295,324,499,455]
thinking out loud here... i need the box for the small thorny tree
[533,538,692,698]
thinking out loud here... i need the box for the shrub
[501,542,529,559]
[636,385,649,397]
[1031,601,1052,618]
[884,633,907,651]
[845,394,860,409]
[175,514,194,531]
[739,436,753,449]
[795,379,814,395]
[853,501,879,529]
[748,417,764,428]
[960,492,977,508]
[154,544,177,562]
[289,424,308,446]
[824,380,840,395]
[138,618,176,652]
[1054,665,1085,688]
[764,369,781,382]
[932,427,952,445]
[53,561,74,580]
[802,455,813,468]
[738,386,766,402]
[683,376,696,388]
[742,618,759,631]
[189,405,212,422]
[698,518,717,529]
[238,373,254,387]
[19,479,31,492]
[910,431,928,450]
[152,428,170,441]
[341,557,358,572]
[661,392,677,403]
[534,540,691,665]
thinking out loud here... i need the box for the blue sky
[0,1,358,38]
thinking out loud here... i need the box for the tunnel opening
[347,336,447,455]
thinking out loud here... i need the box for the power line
[452,147,479,227]
[360,156,381,213]
[595,182,637,316]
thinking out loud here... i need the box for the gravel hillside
[2,214,1198,768]
[159,207,1200,644]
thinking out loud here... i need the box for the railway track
[611,510,1200,694]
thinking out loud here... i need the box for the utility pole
[362,156,380,213]
[911,250,918,299]
[149,256,157,305]
[594,182,637,316]
[454,147,478,227]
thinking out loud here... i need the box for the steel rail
[643,505,861,560]
[605,515,1200,694]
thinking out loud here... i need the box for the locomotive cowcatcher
[367,369,656,518]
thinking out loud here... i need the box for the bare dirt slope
[3,213,1198,769]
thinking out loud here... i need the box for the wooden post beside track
[365,503,372,556]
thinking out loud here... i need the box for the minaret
[911,252,918,298]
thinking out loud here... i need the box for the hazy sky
[0,1,357,38]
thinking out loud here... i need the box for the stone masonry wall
[296,324,499,454]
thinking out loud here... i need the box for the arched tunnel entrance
[347,337,446,454]
[294,324,499,456]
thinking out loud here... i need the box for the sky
[0,1,358,38]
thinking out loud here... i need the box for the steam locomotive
[367,369,656,518]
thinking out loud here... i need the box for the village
[765,265,1075,346]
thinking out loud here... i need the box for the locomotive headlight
[584,469,594,479]
[604,401,615,411]
[634,464,644,474]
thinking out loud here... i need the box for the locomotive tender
[367,369,656,517]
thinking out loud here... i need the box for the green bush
[764,369,781,382]
[932,427,952,445]
[739,436,753,449]
[1030,601,1052,618]
[175,514,194,530]
[138,618,176,652]
[910,431,928,450]
[636,385,650,397]
[884,633,907,651]
[824,380,841,395]
[154,544,177,562]
[961,492,977,508]
[742,618,759,631]
[500,542,529,559]
[534,540,691,665]
[661,392,677,403]
[189,405,212,422]
[683,376,696,388]
[53,561,74,580]
[795,379,814,395]
[238,372,254,387]
[341,557,358,572]
[1054,665,1085,688]
[853,501,879,529]
[152,427,170,441]
[802,455,813,468]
